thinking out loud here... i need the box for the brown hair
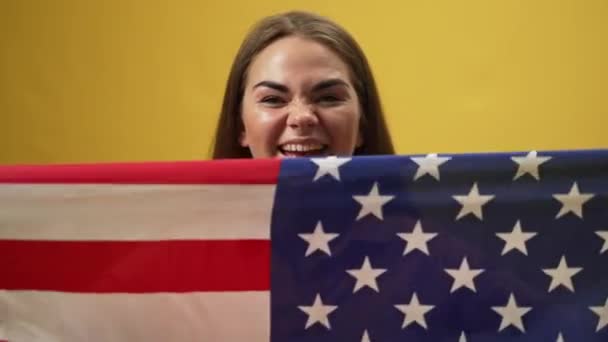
[211,11,394,159]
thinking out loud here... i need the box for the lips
[278,142,328,157]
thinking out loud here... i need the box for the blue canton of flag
[271,150,608,342]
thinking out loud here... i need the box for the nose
[286,101,319,131]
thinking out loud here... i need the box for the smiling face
[239,35,363,158]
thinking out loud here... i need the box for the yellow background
[1,0,607,164]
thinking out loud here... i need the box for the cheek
[242,106,285,150]
[323,107,361,150]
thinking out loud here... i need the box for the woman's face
[240,36,363,158]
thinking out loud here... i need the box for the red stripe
[0,159,280,184]
[0,240,270,292]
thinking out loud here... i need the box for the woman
[211,11,394,159]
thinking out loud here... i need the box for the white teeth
[281,143,324,152]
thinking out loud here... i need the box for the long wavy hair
[211,11,394,159]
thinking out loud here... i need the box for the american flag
[1,150,607,341]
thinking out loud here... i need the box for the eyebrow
[311,78,349,92]
[252,78,349,93]
[252,81,289,93]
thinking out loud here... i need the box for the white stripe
[0,290,269,342]
[0,184,275,240]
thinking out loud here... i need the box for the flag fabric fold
[1,150,607,341]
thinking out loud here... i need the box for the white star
[411,153,451,181]
[492,293,532,332]
[346,256,387,293]
[556,332,565,342]
[397,220,438,256]
[511,151,552,180]
[553,182,594,219]
[394,293,435,329]
[353,182,395,221]
[453,183,495,220]
[542,255,583,292]
[459,331,468,342]
[298,294,338,329]
[310,156,351,181]
[298,222,339,257]
[496,220,537,255]
[444,257,485,293]
[590,297,608,332]
[361,329,371,342]
[596,231,608,254]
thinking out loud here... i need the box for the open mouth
[278,143,329,158]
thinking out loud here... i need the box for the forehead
[246,36,353,87]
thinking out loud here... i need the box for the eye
[317,95,342,105]
[260,95,286,107]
